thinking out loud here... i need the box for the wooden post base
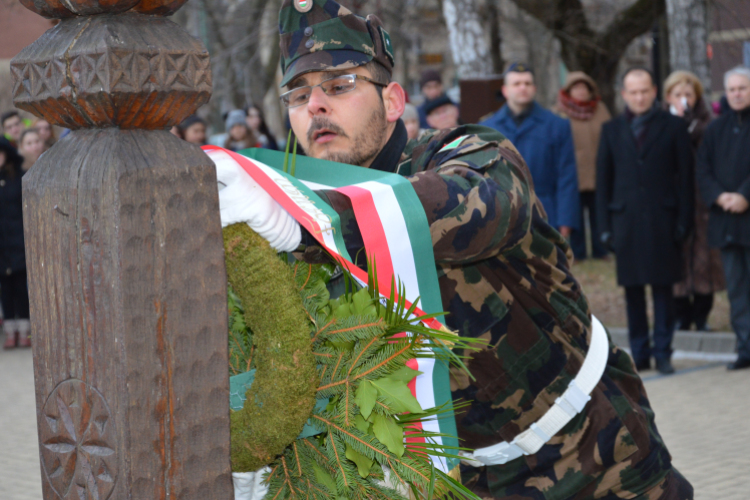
[23,129,233,499]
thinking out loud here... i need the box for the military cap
[278,0,395,87]
[423,94,456,116]
[504,62,534,77]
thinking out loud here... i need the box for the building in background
[709,0,750,100]
[0,0,55,113]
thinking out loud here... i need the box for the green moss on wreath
[223,223,318,471]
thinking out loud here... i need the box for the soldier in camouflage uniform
[276,1,693,498]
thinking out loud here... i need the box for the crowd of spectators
[0,104,281,350]
[2,64,749,373]
[411,62,750,374]
[474,63,750,373]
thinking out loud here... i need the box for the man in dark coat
[480,63,580,238]
[0,137,31,348]
[696,66,750,371]
[597,68,693,374]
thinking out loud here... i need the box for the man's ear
[501,86,509,100]
[382,82,406,124]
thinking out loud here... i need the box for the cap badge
[294,0,313,12]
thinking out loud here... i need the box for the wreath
[223,222,478,499]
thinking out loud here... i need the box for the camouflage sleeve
[405,128,536,265]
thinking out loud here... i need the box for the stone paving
[1,338,748,499]
[639,361,750,500]
[0,347,43,500]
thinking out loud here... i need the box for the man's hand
[727,193,750,213]
[208,149,301,252]
[558,226,571,238]
[717,192,749,214]
[717,192,733,211]
[233,469,270,500]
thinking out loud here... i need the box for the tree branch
[598,0,666,55]
[508,0,593,37]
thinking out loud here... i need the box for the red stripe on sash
[335,185,395,293]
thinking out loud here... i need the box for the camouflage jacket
[308,120,681,499]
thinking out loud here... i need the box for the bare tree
[500,1,560,107]
[173,0,280,133]
[443,0,495,78]
[485,1,505,74]
[666,0,710,87]
[505,0,667,109]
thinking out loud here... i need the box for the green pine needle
[230,239,483,499]
[283,128,292,173]
[291,135,299,177]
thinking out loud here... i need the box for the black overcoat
[0,160,26,275]
[696,107,750,248]
[596,110,693,286]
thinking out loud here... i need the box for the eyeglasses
[280,74,387,108]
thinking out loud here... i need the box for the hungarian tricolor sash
[203,146,459,473]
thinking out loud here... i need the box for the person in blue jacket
[480,63,580,238]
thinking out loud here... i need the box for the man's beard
[305,100,387,166]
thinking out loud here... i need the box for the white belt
[460,315,609,467]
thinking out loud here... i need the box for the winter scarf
[557,90,600,121]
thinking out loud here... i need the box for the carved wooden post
[11,1,233,498]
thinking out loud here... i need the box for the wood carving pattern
[19,0,189,18]
[40,379,117,500]
[11,14,211,129]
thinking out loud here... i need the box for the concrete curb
[607,327,737,354]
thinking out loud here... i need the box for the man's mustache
[307,118,348,143]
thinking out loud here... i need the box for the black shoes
[634,358,675,374]
[727,357,750,371]
[634,359,651,371]
[655,358,675,375]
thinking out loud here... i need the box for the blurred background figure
[224,109,257,152]
[424,94,460,130]
[177,115,208,146]
[417,69,444,128]
[170,125,181,138]
[697,66,750,371]
[402,103,421,141]
[245,104,278,150]
[555,72,611,261]
[31,118,55,150]
[1,111,25,148]
[597,68,693,375]
[18,128,44,172]
[664,70,725,332]
[0,137,31,349]
[481,63,579,239]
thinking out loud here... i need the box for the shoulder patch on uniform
[438,135,470,153]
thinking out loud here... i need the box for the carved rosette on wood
[12,1,233,499]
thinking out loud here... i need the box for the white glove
[232,469,270,500]
[208,149,301,253]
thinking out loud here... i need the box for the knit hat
[402,103,419,122]
[419,69,442,89]
[225,110,247,131]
